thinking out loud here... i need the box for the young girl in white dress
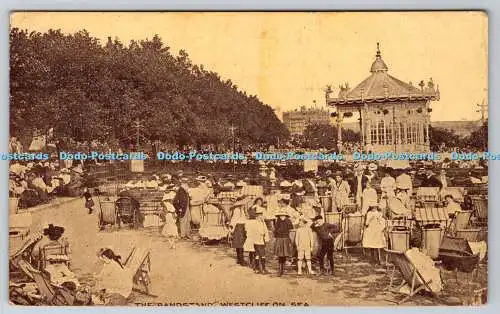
[161,191,179,249]
[362,205,386,264]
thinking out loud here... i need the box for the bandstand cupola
[326,43,440,153]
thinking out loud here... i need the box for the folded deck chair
[123,247,155,297]
[17,259,75,306]
[385,249,440,304]
[10,232,44,279]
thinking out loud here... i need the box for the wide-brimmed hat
[368,163,378,171]
[43,224,65,237]
[334,171,343,177]
[223,181,235,189]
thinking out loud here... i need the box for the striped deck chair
[123,247,155,297]
[342,213,364,256]
[414,207,448,229]
[385,249,439,304]
[471,196,488,224]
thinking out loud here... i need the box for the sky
[10,12,488,122]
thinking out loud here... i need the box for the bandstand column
[337,116,343,152]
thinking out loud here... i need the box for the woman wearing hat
[332,171,350,211]
[361,180,378,216]
[273,200,294,276]
[31,224,68,263]
[161,191,179,249]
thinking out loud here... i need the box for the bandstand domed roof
[328,43,440,106]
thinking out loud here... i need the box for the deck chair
[98,200,119,230]
[123,247,155,297]
[454,211,472,230]
[385,249,438,304]
[415,207,448,230]
[471,196,487,224]
[199,208,228,244]
[342,213,364,257]
[10,231,44,278]
[17,259,75,305]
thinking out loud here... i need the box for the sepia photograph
[8,11,488,306]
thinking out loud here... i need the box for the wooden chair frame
[385,249,438,304]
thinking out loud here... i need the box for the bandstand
[326,43,440,153]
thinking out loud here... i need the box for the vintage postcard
[8,12,488,306]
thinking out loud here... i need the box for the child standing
[161,191,179,249]
[312,215,340,275]
[245,207,270,274]
[362,205,386,264]
[230,204,247,266]
[83,188,95,214]
[274,209,294,276]
[295,217,316,275]
[243,208,257,270]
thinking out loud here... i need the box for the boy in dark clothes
[311,215,340,275]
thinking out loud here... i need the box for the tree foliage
[303,123,360,149]
[463,120,488,150]
[10,28,289,148]
[428,126,461,151]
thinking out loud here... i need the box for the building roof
[328,43,440,106]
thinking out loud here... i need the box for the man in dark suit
[351,166,369,205]
[420,170,443,188]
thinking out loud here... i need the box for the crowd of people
[8,159,87,209]
[112,158,487,278]
[9,155,489,306]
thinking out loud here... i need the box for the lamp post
[132,118,144,151]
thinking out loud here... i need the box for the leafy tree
[9,28,289,149]
[429,126,462,151]
[463,120,488,150]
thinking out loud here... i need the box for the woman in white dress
[93,248,133,305]
[161,191,178,248]
[332,171,350,211]
[361,181,378,215]
[362,205,386,264]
